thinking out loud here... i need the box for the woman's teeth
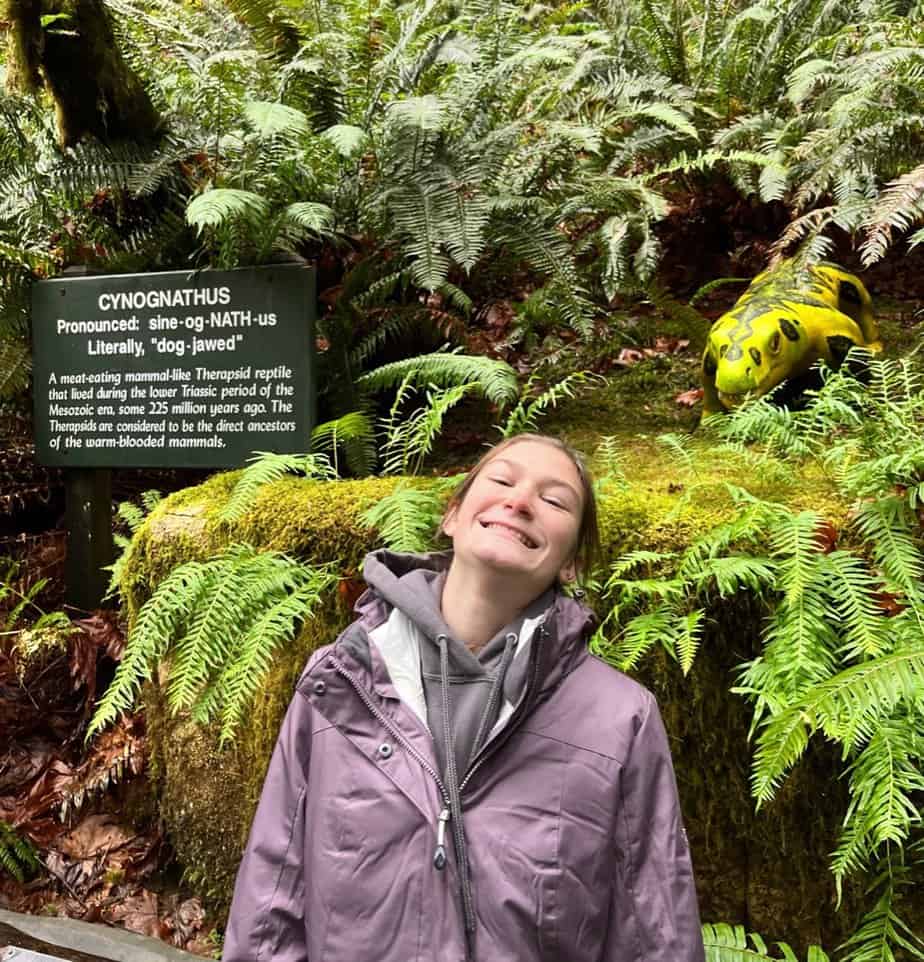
[483,522,536,548]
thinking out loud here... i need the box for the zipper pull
[433,807,450,870]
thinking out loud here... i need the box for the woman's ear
[440,504,458,538]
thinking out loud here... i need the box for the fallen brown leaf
[615,348,646,367]
[675,387,704,407]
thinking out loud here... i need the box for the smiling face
[441,439,585,596]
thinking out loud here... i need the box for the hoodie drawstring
[437,631,519,962]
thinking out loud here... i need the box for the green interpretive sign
[32,265,316,468]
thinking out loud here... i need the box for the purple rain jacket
[223,551,705,962]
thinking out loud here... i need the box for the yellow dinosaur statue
[701,261,882,416]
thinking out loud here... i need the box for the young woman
[222,434,704,962]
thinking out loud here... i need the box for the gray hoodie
[223,550,706,962]
[362,550,552,781]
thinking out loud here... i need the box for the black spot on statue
[779,318,800,341]
[749,347,762,366]
[703,354,717,376]
[826,334,858,368]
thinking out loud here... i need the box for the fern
[830,716,924,890]
[186,188,270,234]
[356,350,519,408]
[702,922,829,962]
[219,452,338,524]
[89,545,335,743]
[105,490,162,599]
[838,869,924,962]
[311,411,377,476]
[361,481,456,553]
[499,372,601,438]
[380,382,475,476]
[594,435,629,492]
[751,648,924,806]
[0,821,40,882]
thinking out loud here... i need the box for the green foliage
[107,491,163,599]
[702,922,829,962]
[594,356,924,959]
[361,479,458,553]
[0,822,40,883]
[499,372,602,438]
[356,351,518,408]
[0,558,72,636]
[220,453,337,524]
[89,545,336,745]
[311,412,377,477]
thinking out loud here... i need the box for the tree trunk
[3,0,163,148]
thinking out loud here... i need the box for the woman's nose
[503,487,533,516]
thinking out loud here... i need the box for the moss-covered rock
[126,455,863,945]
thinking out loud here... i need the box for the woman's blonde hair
[443,433,600,580]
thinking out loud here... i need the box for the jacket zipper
[328,623,548,957]
[328,658,454,869]
[459,623,547,795]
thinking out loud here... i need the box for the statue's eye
[719,344,728,357]
[839,280,861,304]
[749,347,762,366]
[769,332,781,353]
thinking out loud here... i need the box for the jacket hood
[360,549,454,647]
[357,548,597,689]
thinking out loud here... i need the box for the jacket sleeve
[605,689,706,962]
[222,675,315,962]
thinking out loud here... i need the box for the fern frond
[243,100,312,140]
[0,822,40,882]
[362,482,449,552]
[499,372,600,438]
[601,604,682,672]
[839,873,924,962]
[861,162,924,267]
[831,716,924,888]
[607,549,677,581]
[675,609,704,675]
[219,452,337,524]
[702,922,829,962]
[213,567,334,743]
[322,123,367,158]
[357,351,518,407]
[311,411,376,476]
[92,545,331,741]
[691,555,777,599]
[851,498,924,614]
[822,550,891,660]
[381,382,475,475]
[0,337,32,398]
[186,188,269,233]
[752,648,924,805]
[88,559,217,736]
